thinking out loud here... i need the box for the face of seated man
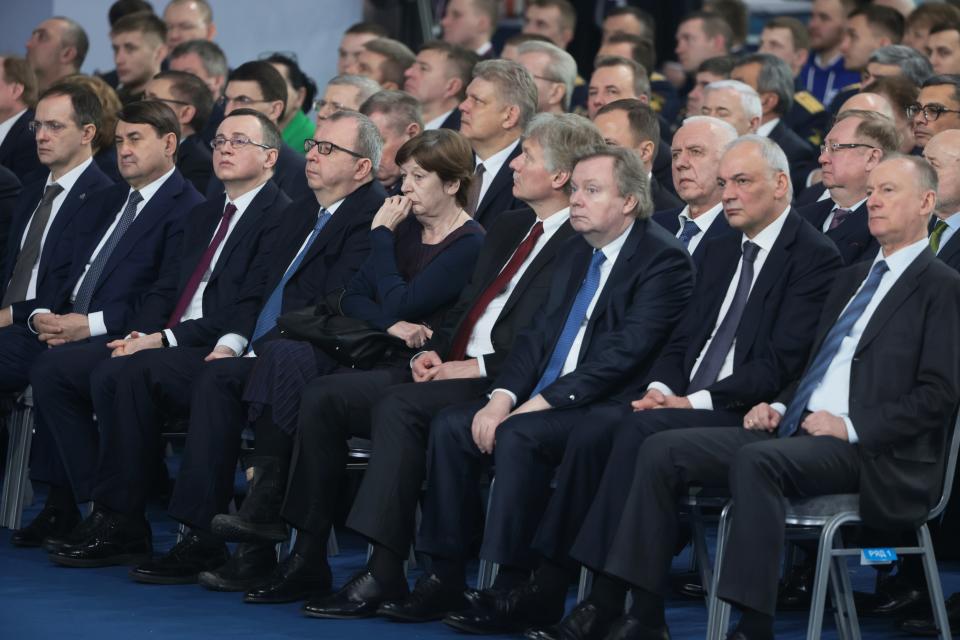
[701,87,758,136]
[569,155,638,248]
[717,141,791,238]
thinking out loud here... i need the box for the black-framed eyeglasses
[210,135,274,151]
[907,103,960,121]
[314,99,348,113]
[219,95,272,108]
[304,139,364,158]
[819,142,877,155]
[28,120,69,134]
[149,96,192,108]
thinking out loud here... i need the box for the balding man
[923,130,960,272]
[162,0,216,49]
[701,79,760,135]
[25,16,88,92]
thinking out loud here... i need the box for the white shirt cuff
[771,402,787,416]
[686,389,713,411]
[28,308,51,334]
[216,333,247,356]
[842,416,858,443]
[410,350,428,370]
[476,355,487,378]
[647,381,675,396]
[163,328,177,347]
[87,311,106,337]
[490,388,517,408]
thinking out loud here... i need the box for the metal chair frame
[0,389,34,530]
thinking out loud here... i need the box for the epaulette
[838,82,861,93]
[575,74,585,87]
[794,90,824,114]
[651,71,667,82]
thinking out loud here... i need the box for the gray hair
[516,40,578,110]
[473,59,539,129]
[880,153,939,206]
[523,113,605,193]
[169,40,228,83]
[326,110,383,172]
[735,53,796,116]
[868,45,933,87]
[705,80,762,122]
[359,89,424,133]
[576,146,653,219]
[723,134,793,201]
[328,74,382,105]
[680,115,740,145]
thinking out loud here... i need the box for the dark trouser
[345,377,490,557]
[280,367,410,535]
[559,408,741,568]
[28,338,119,499]
[573,427,859,616]
[0,324,45,392]
[92,347,211,516]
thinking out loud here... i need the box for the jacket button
[569,394,576,401]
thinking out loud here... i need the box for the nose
[818,147,830,165]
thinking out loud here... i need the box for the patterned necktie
[2,183,64,307]
[530,250,607,398]
[678,218,701,250]
[828,207,853,231]
[250,209,332,343]
[687,241,760,392]
[72,190,143,314]
[447,221,544,361]
[778,260,890,438]
[466,163,486,217]
[165,203,238,328]
[930,219,949,253]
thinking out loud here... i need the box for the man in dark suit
[31,111,288,573]
[593,99,681,212]
[798,110,900,265]
[652,116,737,266]
[0,56,42,181]
[339,146,694,626]
[554,154,960,640]
[167,39,229,146]
[285,113,604,619]
[145,70,214,194]
[0,166,21,266]
[3,100,202,547]
[460,60,535,228]
[403,41,476,133]
[206,62,311,201]
[359,91,423,198]
[439,0,499,60]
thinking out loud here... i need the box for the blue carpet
[2,496,959,639]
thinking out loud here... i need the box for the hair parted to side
[118,99,182,147]
[523,112,605,193]
[833,109,901,154]
[395,129,476,208]
[324,110,384,172]
[59,74,120,153]
[360,90,424,133]
[39,81,103,134]
[575,145,653,219]
[221,107,283,152]
[2,57,38,108]
[472,59,539,129]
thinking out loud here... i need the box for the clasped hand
[631,388,693,411]
[33,312,90,345]
[471,393,551,454]
[412,351,480,382]
[107,331,162,357]
[741,403,847,440]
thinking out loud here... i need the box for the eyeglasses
[304,139,364,158]
[28,120,69,134]
[531,74,563,84]
[314,99,348,113]
[907,103,960,121]
[219,95,271,108]
[819,142,877,155]
[149,96,192,108]
[210,135,274,151]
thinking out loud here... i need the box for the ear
[263,147,279,170]
[761,91,778,115]
[444,77,463,101]
[179,104,196,128]
[163,131,178,157]
[621,193,638,216]
[638,140,655,166]
[638,94,650,106]
[865,148,884,171]
[502,103,521,130]
[794,49,809,71]
[405,122,421,138]
[549,82,566,108]
[155,43,169,66]
[921,189,937,216]
[9,82,24,103]
[207,24,217,40]
[353,157,374,181]
[774,170,790,199]
[749,115,761,133]
[551,169,571,191]
[268,100,285,122]
[80,123,97,146]
[58,45,77,66]
[295,86,307,107]
[444,178,461,196]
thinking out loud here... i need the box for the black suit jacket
[768,120,818,191]
[492,218,695,408]
[796,182,827,207]
[777,250,960,529]
[797,198,877,265]
[427,208,577,378]
[177,134,213,195]
[937,227,960,273]
[206,142,311,201]
[646,211,842,412]
[0,110,41,181]
[652,206,735,268]
[474,143,528,228]
[651,139,675,197]
[230,179,386,347]
[440,109,462,131]
[129,180,291,345]
[651,175,682,212]
[0,166,21,275]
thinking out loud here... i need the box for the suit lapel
[584,219,645,338]
[826,200,868,242]
[686,236,742,370]
[0,111,29,162]
[855,250,933,355]
[209,182,279,283]
[500,220,576,319]
[936,229,960,268]
[38,164,106,279]
[474,143,521,222]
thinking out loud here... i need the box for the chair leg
[918,524,953,640]
[476,476,498,589]
[706,502,733,640]
[807,518,843,640]
[691,505,714,604]
[829,552,860,640]
[1,404,34,530]
[577,566,593,603]
[326,527,339,556]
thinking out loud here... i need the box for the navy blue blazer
[797,197,877,265]
[206,142,311,201]
[130,179,291,345]
[650,175,682,212]
[768,120,819,191]
[0,110,41,181]
[645,210,843,412]
[4,161,114,323]
[440,109,462,131]
[42,169,203,334]
[474,143,528,229]
[936,226,960,274]
[652,205,735,267]
[177,134,213,195]
[492,218,695,409]
[796,182,827,207]
[0,166,22,277]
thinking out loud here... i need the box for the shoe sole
[302,608,378,620]
[129,569,199,585]
[50,552,152,568]
[198,572,266,592]
[210,516,287,543]
[244,588,332,605]
[378,610,448,623]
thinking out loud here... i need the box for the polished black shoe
[303,570,409,619]
[676,582,707,600]
[604,615,670,640]
[129,532,229,584]
[443,581,565,634]
[211,456,287,543]
[378,573,468,622]
[243,551,331,604]
[198,542,278,592]
[49,511,151,568]
[777,562,814,611]
[42,509,110,554]
[524,601,619,640]
[897,592,960,636]
[10,506,80,548]
[856,575,930,617]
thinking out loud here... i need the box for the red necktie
[165,203,237,328]
[447,221,544,361]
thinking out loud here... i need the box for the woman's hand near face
[372,196,412,231]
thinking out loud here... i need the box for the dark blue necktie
[530,250,607,398]
[72,190,143,314]
[687,241,760,392]
[778,260,890,438]
[678,218,701,250]
[250,209,331,343]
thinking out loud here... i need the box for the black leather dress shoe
[524,601,619,640]
[42,509,109,554]
[777,562,814,611]
[897,592,960,636]
[676,582,707,600]
[303,570,409,619]
[856,575,930,617]
[129,532,229,584]
[49,512,151,568]
[243,551,330,604]
[199,542,277,592]
[10,506,80,548]
[604,615,670,640]
[443,581,565,634]
[378,574,468,622]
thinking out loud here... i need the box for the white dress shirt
[648,206,792,409]
[676,202,724,255]
[822,196,867,233]
[0,109,26,148]
[474,139,520,209]
[935,211,960,254]
[424,108,456,131]
[756,118,780,138]
[476,42,493,57]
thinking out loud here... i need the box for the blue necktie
[778,260,890,438]
[678,218,701,249]
[250,209,331,343]
[72,190,143,314]
[530,250,607,398]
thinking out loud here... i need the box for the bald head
[839,92,896,122]
[924,129,960,215]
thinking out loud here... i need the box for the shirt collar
[324,196,345,215]
[756,118,780,138]
[225,179,268,215]
[743,205,791,254]
[541,206,569,234]
[0,108,26,131]
[425,108,455,130]
[833,196,867,213]
[876,237,929,277]
[813,53,844,70]
[129,165,176,206]
[680,201,724,231]
[598,219,634,263]
[940,211,960,229]
[476,41,493,56]
[474,138,520,176]
[46,156,93,194]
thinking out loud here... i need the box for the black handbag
[276,304,405,369]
